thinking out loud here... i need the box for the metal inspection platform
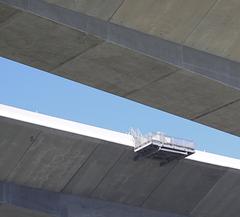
[133,131,195,165]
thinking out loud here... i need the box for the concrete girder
[1,174,240,217]
[1,0,240,137]
[0,181,186,217]
[0,105,240,217]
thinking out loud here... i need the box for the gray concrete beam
[1,0,240,91]
[0,181,187,217]
[1,0,240,137]
[53,42,178,97]
[0,204,54,217]
[0,106,240,217]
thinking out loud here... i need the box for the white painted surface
[0,104,239,170]
[0,104,135,147]
[188,150,240,170]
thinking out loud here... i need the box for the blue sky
[1,57,240,159]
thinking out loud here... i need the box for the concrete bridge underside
[1,0,240,136]
[0,105,240,217]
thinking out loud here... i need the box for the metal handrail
[130,130,195,150]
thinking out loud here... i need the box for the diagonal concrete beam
[0,0,240,91]
[0,105,240,217]
[1,0,240,137]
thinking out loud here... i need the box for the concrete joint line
[192,98,240,120]
[60,143,100,193]
[183,0,220,43]
[5,131,42,180]
[190,168,229,215]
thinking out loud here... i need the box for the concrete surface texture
[0,204,54,217]
[45,0,125,20]
[111,0,217,43]
[45,0,240,63]
[0,105,240,217]
[0,182,187,217]
[1,0,240,139]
